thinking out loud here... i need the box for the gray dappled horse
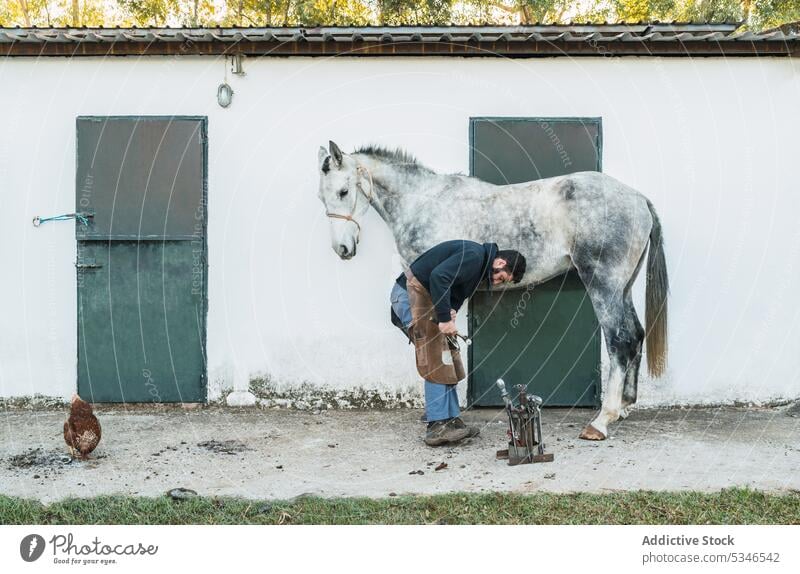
[316,141,668,440]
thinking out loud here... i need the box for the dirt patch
[8,448,72,469]
[197,440,251,455]
[7,448,109,479]
[1,407,798,502]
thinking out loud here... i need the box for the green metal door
[76,117,207,403]
[468,117,602,407]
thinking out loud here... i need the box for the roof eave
[1,25,797,57]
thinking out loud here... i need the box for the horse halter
[325,163,374,243]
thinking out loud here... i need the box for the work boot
[448,417,480,438]
[424,420,470,446]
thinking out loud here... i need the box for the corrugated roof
[1,24,797,57]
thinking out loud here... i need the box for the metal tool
[496,378,517,446]
[495,378,554,465]
[445,333,472,347]
[430,315,472,347]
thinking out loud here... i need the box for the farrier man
[390,240,526,446]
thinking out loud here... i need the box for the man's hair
[497,250,527,283]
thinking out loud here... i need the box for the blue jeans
[390,282,460,422]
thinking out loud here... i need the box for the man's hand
[450,309,457,321]
[438,320,458,336]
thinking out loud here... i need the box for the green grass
[1,489,799,525]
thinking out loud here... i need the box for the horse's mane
[353,144,435,174]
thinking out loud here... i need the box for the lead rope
[325,163,374,243]
[33,212,92,227]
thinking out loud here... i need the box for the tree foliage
[295,0,373,25]
[1,0,110,27]
[614,0,744,22]
[0,0,797,30]
[377,0,454,24]
[750,0,800,29]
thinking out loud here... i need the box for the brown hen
[63,394,101,459]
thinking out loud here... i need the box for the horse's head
[317,140,370,260]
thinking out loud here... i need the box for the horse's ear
[329,140,343,167]
[318,146,330,173]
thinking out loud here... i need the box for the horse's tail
[645,200,669,378]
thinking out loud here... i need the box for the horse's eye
[338,189,349,199]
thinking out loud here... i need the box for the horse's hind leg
[620,293,645,419]
[571,266,642,440]
[571,192,652,438]
[618,243,647,418]
[579,294,630,440]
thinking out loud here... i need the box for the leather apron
[405,270,466,385]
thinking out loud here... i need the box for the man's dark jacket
[391,240,498,334]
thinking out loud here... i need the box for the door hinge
[76,257,103,269]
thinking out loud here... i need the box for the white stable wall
[1,54,799,406]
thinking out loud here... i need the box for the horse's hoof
[579,424,606,441]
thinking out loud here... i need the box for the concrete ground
[2,405,799,503]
